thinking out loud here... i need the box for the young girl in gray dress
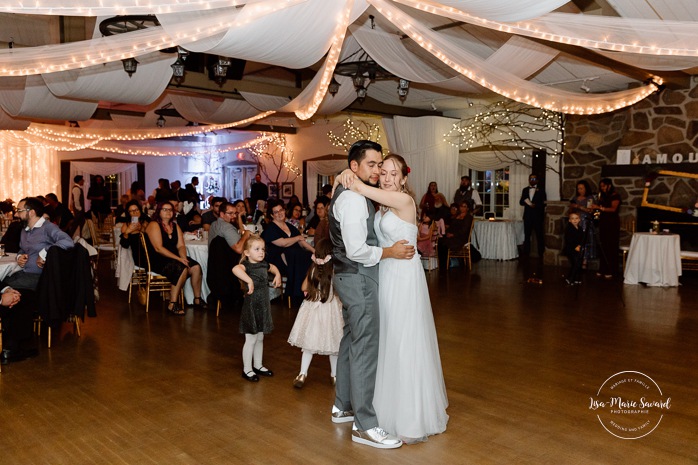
[233,235,281,382]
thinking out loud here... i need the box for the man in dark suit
[0,286,38,364]
[519,173,547,257]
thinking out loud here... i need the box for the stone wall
[563,85,698,209]
[544,84,698,265]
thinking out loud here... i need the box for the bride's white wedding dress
[373,208,449,443]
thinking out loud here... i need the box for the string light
[395,0,698,57]
[328,117,384,152]
[247,133,302,179]
[444,100,563,170]
[294,0,354,120]
[369,0,659,115]
[89,136,271,157]
[0,0,305,76]
[20,111,275,149]
[0,0,256,16]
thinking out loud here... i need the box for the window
[471,168,509,218]
[105,174,119,208]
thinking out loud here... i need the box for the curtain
[69,161,137,210]
[0,131,59,202]
[305,158,347,205]
[382,116,459,207]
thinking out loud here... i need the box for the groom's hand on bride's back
[382,240,415,260]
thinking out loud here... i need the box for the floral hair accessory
[406,166,411,174]
[311,254,332,265]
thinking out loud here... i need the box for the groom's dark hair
[347,140,382,167]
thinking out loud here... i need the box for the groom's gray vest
[329,185,379,281]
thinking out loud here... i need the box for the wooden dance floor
[1,259,696,464]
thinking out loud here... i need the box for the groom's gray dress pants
[333,272,380,431]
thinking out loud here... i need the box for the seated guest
[113,194,132,223]
[119,200,150,267]
[207,202,251,309]
[261,199,314,305]
[437,201,473,270]
[444,202,459,226]
[44,193,75,233]
[209,201,251,254]
[233,199,250,224]
[287,203,305,231]
[0,220,22,253]
[417,209,439,257]
[5,197,74,291]
[305,197,329,242]
[145,201,206,315]
[173,198,202,233]
[0,286,38,364]
[201,197,224,232]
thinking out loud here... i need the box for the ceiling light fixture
[328,77,341,97]
[212,56,232,86]
[156,115,166,127]
[332,49,409,104]
[170,47,189,84]
[122,57,139,77]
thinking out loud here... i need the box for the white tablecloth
[472,220,524,260]
[114,232,210,304]
[0,253,21,282]
[624,233,682,287]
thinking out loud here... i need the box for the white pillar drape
[382,116,460,208]
[305,158,347,205]
[69,161,137,210]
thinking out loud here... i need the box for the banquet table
[115,232,210,304]
[472,220,524,260]
[0,253,21,282]
[623,232,682,287]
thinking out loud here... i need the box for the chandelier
[330,50,409,103]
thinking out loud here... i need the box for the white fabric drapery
[382,116,459,207]
[0,75,98,121]
[169,94,261,125]
[305,158,347,205]
[69,161,138,209]
[369,0,658,114]
[42,52,176,105]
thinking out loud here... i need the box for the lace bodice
[375,209,418,248]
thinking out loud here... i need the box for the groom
[328,140,414,449]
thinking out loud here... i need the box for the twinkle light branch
[444,100,564,174]
[246,133,301,184]
[328,118,385,153]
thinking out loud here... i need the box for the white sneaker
[351,424,403,449]
[331,405,355,424]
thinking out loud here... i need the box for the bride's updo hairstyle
[382,154,415,199]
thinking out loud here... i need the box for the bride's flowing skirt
[374,255,449,442]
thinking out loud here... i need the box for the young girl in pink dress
[287,238,344,388]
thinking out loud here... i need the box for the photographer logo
[589,371,670,439]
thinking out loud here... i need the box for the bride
[338,154,449,443]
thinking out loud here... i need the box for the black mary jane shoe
[253,366,274,377]
[242,370,259,382]
[193,297,208,310]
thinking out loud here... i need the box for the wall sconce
[122,57,139,77]
[156,115,166,128]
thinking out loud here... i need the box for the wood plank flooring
[1,259,696,465]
